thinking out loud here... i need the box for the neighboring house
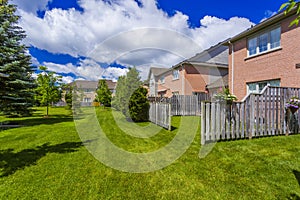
[207,74,229,98]
[69,80,116,106]
[148,67,169,96]
[224,8,300,100]
[149,43,228,98]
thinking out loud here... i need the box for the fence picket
[200,86,300,144]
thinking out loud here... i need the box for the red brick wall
[229,15,300,100]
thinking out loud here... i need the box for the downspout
[229,41,234,94]
[181,64,185,95]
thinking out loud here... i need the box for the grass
[0,107,299,199]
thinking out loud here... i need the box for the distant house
[207,74,229,98]
[148,67,169,97]
[69,80,116,106]
[224,7,300,100]
[148,43,229,98]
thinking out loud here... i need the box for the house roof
[224,6,298,44]
[207,74,229,89]
[71,80,116,90]
[173,42,229,69]
[71,80,98,89]
[147,67,169,80]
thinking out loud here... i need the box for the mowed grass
[0,107,299,199]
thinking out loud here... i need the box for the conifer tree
[95,80,112,107]
[112,67,142,118]
[0,0,35,116]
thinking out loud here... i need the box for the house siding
[229,15,300,100]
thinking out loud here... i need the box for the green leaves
[279,0,300,27]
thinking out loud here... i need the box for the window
[160,75,165,84]
[247,79,280,94]
[172,70,179,80]
[247,27,281,56]
[84,98,92,102]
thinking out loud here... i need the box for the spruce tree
[95,80,112,107]
[0,1,35,116]
[112,67,142,118]
[129,87,149,122]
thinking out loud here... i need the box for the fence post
[168,103,171,131]
[201,102,205,145]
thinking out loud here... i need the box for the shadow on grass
[289,170,300,200]
[0,142,84,177]
[0,115,75,131]
[293,170,300,186]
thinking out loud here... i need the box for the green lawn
[0,107,299,199]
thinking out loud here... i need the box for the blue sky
[11,0,287,82]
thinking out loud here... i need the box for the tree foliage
[280,0,300,26]
[128,87,149,122]
[0,1,36,116]
[35,66,61,116]
[95,80,112,107]
[113,67,142,118]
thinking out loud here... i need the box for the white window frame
[160,75,165,84]
[172,70,179,80]
[247,79,280,95]
[247,26,281,57]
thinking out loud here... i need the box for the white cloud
[12,0,52,13]
[61,76,74,84]
[260,10,277,22]
[15,0,254,80]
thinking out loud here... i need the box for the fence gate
[201,86,300,145]
[149,102,171,130]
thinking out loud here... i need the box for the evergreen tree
[112,67,142,118]
[95,80,112,107]
[129,87,149,122]
[35,66,61,116]
[112,75,126,111]
[0,0,36,116]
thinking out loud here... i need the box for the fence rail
[201,86,300,144]
[149,94,209,116]
[149,102,171,130]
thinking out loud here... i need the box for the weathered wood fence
[149,102,171,130]
[149,94,209,116]
[201,86,300,144]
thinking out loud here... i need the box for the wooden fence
[201,86,300,145]
[149,94,209,116]
[149,102,171,130]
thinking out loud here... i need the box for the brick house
[68,80,116,106]
[148,43,228,98]
[224,8,300,100]
[148,67,169,97]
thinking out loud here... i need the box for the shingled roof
[173,42,229,69]
[71,80,116,90]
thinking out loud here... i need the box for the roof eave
[224,8,298,44]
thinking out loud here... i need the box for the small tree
[95,80,112,107]
[128,87,149,122]
[35,66,61,116]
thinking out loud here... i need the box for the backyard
[0,107,299,199]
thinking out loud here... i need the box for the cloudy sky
[11,0,286,82]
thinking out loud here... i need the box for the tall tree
[280,0,300,26]
[35,66,61,116]
[0,0,36,116]
[95,80,112,107]
[113,67,142,118]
